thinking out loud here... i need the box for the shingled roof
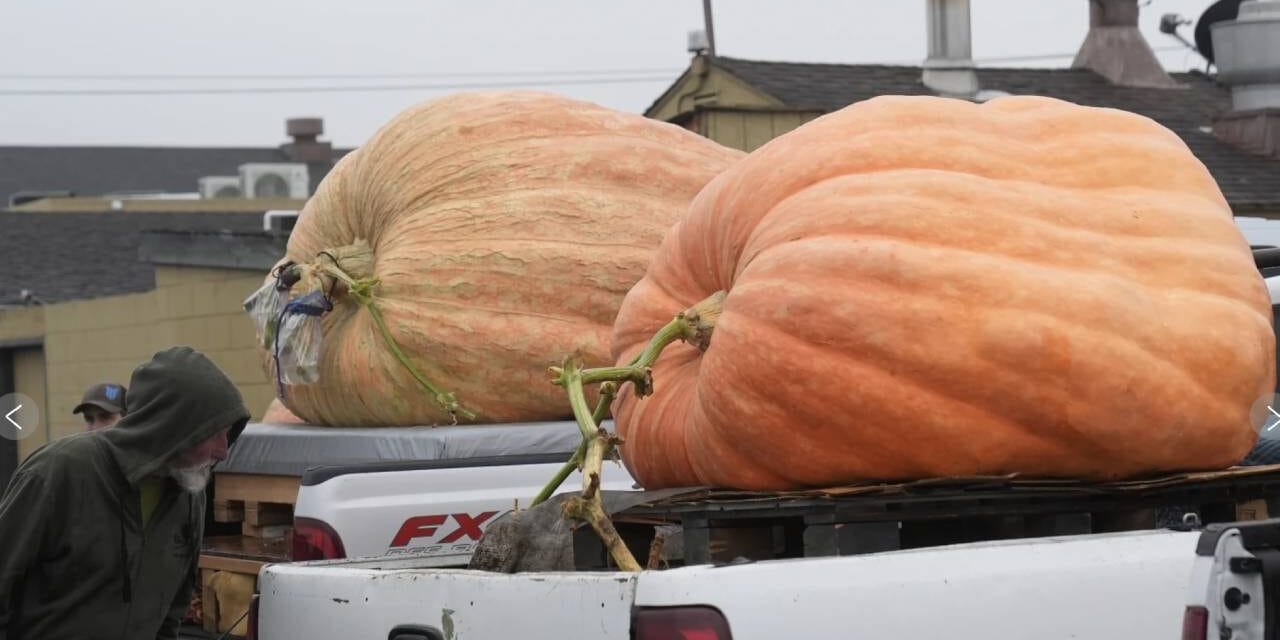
[684,57,1280,212]
[0,145,351,208]
[0,211,268,305]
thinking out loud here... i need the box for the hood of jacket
[100,346,251,485]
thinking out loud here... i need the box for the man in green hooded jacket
[0,346,250,639]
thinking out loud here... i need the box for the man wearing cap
[74,382,127,431]
[0,346,250,639]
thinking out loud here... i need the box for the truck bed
[259,528,1203,640]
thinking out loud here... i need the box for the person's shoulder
[17,432,108,477]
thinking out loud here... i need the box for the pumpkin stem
[305,244,477,423]
[530,380,618,508]
[536,291,727,571]
[364,299,477,422]
[554,357,642,572]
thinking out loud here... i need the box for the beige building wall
[0,306,44,343]
[11,265,272,457]
[13,347,49,461]
[704,110,823,152]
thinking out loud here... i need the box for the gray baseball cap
[73,382,127,415]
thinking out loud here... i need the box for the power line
[884,44,1187,66]
[0,45,1198,97]
[972,44,1187,65]
[0,75,676,97]
[0,67,684,81]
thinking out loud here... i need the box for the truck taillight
[633,606,732,640]
[245,594,260,640]
[292,517,346,561]
[1181,605,1208,640]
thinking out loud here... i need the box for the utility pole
[702,0,717,57]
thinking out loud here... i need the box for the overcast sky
[0,0,1216,148]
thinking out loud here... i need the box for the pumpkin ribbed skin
[611,95,1275,490]
[269,91,742,426]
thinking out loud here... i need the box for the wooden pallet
[573,465,1280,569]
[213,472,300,538]
[215,499,294,535]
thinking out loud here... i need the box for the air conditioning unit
[264,209,300,233]
[239,163,310,199]
[198,176,243,199]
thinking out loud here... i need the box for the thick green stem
[531,441,585,507]
[580,367,649,387]
[561,360,641,571]
[592,381,618,425]
[631,316,694,371]
[563,362,597,441]
[543,291,726,573]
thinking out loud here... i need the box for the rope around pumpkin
[535,290,727,572]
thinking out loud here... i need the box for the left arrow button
[0,393,39,441]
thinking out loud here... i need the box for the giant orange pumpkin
[266,91,742,426]
[610,95,1275,490]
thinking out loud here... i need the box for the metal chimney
[1212,0,1280,111]
[1072,0,1180,88]
[1210,0,1280,159]
[922,0,979,96]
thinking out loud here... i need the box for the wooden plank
[202,534,291,564]
[200,569,217,633]
[213,499,244,523]
[708,524,774,561]
[1237,498,1270,522]
[214,473,300,505]
[245,502,292,526]
[199,553,267,576]
[242,521,291,539]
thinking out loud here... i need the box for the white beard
[168,462,214,493]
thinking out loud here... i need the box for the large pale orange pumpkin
[266,91,742,426]
[611,95,1275,491]
[261,398,305,425]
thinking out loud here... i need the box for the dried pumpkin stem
[540,291,727,571]
[562,496,641,572]
[557,358,640,571]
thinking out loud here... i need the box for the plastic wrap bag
[273,291,333,389]
[243,280,288,350]
[245,261,301,351]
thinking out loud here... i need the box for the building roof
[0,211,270,305]
[666,56,1280,212]
[0,145,350,208]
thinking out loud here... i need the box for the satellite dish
[1195,0,1246,65]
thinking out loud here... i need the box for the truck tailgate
[258,564,638,640]
[635,529,1202,640]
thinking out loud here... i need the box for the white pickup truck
[247,434,1280,640]
[253,513,1280,640]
